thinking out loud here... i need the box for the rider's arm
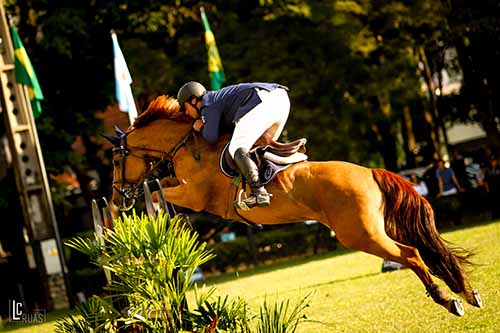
[436,170,444,197]
[200,107,221,144]
[451,174,463,192]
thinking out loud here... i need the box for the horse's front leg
[157,178,207,212]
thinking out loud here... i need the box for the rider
[177,81,290,208]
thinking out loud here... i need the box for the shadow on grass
[203,247,355,285]
[1,308,75,332]
[302,271,383,290]
[437,217,500,234]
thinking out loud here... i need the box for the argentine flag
[111,31,137,124]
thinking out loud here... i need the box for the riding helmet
[177,81,207,104]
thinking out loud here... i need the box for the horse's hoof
[471,289,483,308]
[449,298,465,316]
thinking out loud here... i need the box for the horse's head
[102,126,135,210]
[103,96,193,211]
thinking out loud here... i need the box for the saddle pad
[258,159,292,186]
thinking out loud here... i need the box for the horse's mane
[132,95,192,129]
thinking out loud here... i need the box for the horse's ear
[100,133,120,146]
[114,125,125,137]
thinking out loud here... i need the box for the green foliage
[58,211,310,332]
[65,236,102,265]
[205,224,336,272]
[5,0,499,179]
[255,296,310,333]
[60,211,216,331]
[54,296,118,332]
[189,295,251,332]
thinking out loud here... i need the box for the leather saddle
[220,138,308,185]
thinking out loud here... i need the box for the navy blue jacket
[200,82,288,144]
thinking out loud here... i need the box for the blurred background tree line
[3,0,500,192]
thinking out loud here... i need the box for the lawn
[2,219,499,332]
[204,219,500,333]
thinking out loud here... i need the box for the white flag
[111,31,138,124]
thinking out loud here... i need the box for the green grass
[3,219,499,332]
[201,219,500,333]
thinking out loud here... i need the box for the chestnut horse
[107,95,482,316]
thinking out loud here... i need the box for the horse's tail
[371,168,473,294]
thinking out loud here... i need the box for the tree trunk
[401,104,416,168]
[417,47,443,159]
[371,94,399,171]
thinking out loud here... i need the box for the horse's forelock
[132,95,192,128]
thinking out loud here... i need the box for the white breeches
[228,88,290,158]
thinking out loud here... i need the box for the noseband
[112,129,196,202]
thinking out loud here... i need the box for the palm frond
[254,294,311,333]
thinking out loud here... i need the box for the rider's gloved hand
[193,119,204,132]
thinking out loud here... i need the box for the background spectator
[478,146,496,168]
[436,159,463,197]
[476,163,489,192]
[451,150,469,190]
[410,173,428,197]
[485,157,500,219]
[435,159,464,226]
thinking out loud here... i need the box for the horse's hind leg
[462,287,483,308]
[352,234,466,316]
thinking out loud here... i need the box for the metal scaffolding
[0,1,70,310]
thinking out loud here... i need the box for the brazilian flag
[200,7,225,90]
[10,25,44,118]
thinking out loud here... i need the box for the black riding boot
[233,148,271,208]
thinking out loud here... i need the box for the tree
[442,0,500,148]
[6,0,498,181]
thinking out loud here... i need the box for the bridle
[112,128,196,204]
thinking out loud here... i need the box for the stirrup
[234,189,251,211]
[233,189,270,210]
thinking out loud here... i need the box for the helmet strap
[186,96,202,116]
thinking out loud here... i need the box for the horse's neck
[147,121,192,149]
